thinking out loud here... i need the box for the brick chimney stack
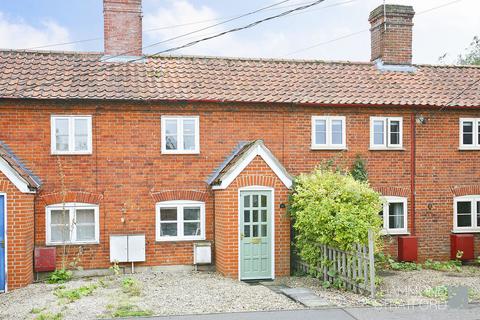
[103,0,142,57]
[369,4,415,65]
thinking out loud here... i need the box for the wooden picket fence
[293,230,376,298]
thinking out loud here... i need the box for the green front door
[240,190,272,280]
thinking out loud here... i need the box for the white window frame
[161,116,200,154]
[50,115,93,155]
[459,118,480,150]
[311,116,346,150]
[453,195,480,233]
[46,203,100,245]
[370,117,403,150]
[380,196,408,235]
[155,200,206,241]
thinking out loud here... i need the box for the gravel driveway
[0,271,301,320]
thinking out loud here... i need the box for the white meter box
[110,234,145,263]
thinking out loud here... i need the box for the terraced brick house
[0,0,479,292]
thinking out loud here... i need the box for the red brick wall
[214,156,290,279]
[0,174,35,290]
[0,99,479,281]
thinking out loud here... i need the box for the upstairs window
[379,196,408,235]
[46,203,99,245]
[311,116,346,149]
[370,117,403,150]
[459,118,480,149]
[161,116,200,154]
[51,116,92,155]
[453,195,480,232]
[155,200,205,241]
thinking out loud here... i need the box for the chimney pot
[103,0,142,57]
[369,4,415,65]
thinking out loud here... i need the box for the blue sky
[0,0,479,64]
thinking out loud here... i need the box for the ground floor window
[46,203,99,245]
[380,196,408,235]
[454,195,480,232]
[155,200,205,241]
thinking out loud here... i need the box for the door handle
[240,233,244,240]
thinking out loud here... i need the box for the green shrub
[424,259,462,272]
[375,253,422,271]
[289,168,382,270]
[350,155,368,182]
[47,269,72,284]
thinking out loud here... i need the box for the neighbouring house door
[0,195,5,292]
[240,190,273,280]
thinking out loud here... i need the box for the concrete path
[143,305,480,320]
[279,287,331,307]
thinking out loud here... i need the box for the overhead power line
[14,0,326,95]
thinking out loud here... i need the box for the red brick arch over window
[235,175,278,189]
[375,187,409,198]
[38,191,104,205]
[450,185,480,197]
[150,189,209,203]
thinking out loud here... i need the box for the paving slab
[280,287,331,307]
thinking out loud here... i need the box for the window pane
[457,201,471,214]
[160,208,177,221]
[50,210,70,242]
[244,225,250,238]
[184,207,200,221]
[463,122,473,145]
[51,209,68,224]
[373,120,384,145]
[75,135,88,151]
[165,120,177,135]
[51,225,70,242]
[457,201,472,227]
[74,118,89,151]
[252,195,258,207]
[55,118,69,151]
[165,136,177,150]
[390,121,400,145]
[261,210,267,222]
[184,222,200,236]
[244,195,250,207]
[183,135,195,150]
[244,210,250,223]
[388,202,404,229]
[261,224,267,237]
[315,120,326,145]
[331,120,343,145]
[252,225,258,237]
[261,195,267,207]
[252,210,258,223]
[76,209,95,223]
[160,223,177,236]
[183,119,195,135]
[77,225,95,241]
[477,202,480,228]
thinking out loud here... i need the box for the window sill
[380,230,410,236]
[161,151,200,155]
[51,151,93,155]
[458,147,480,151]
[451,229,480,234]
[311,146,347,151]
[156,237,205,242]
[46,241,99,246]
[369,147,405,151]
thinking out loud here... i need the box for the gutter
[410,112,416,236]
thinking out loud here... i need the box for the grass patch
[121,277,142,296]
[111,304,153,318]
[30,307,46,314]
[54,283,98,303]
[34,312,63,320]
[421,285,448,301]
[424,259,462,272]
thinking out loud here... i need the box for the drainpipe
[410,112,416,236]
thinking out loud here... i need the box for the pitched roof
[0,140,42,192]
[0,49,479,107]
[209,140,293,190]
